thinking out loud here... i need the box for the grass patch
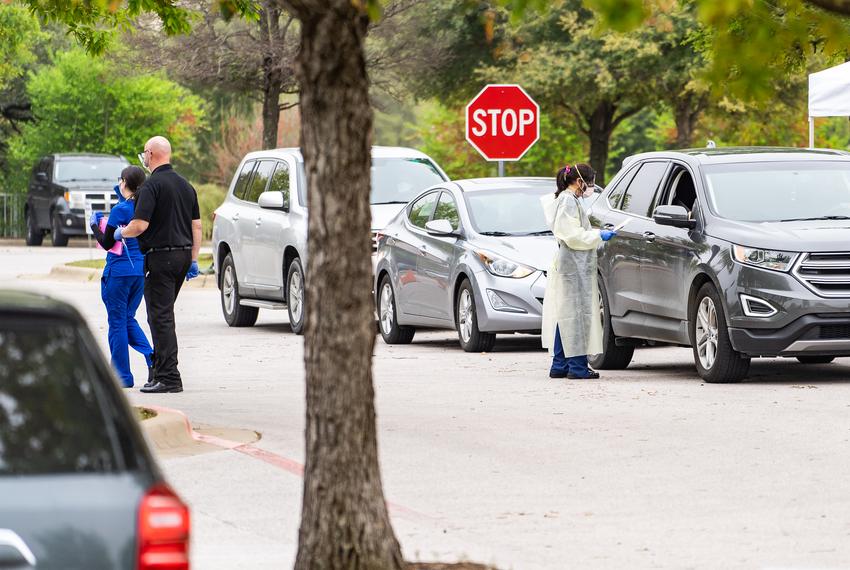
[67,253,213,270]
[134,407,157,421]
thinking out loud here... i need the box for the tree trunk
[588,102,615,186]
[260,3,282,149]
[289,2,405,569]
[673,95,706,149]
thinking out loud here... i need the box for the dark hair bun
[121,165,146,193]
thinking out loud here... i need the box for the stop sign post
[465,84,540,174]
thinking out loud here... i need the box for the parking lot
[4,242,850,570]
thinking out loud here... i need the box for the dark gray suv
[589,147,850,383]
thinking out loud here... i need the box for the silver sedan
[374,177,559,351]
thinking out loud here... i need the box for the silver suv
[589,147,850,383]
[212,146,448,333]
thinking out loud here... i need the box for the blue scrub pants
[550,325,591,377]
[101,275,153,387]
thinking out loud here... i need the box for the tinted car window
[54,159,125,183]
[244,160,276,204]
[371,158,446,205]
[434,192,460,230]
[408,192,439,228]
[234,161,256,200]
[0,319,120,475]
[268,161,290,209]
[621,162,668,217]
[607,165,639,209]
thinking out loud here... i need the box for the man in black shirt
[116,136,202,393]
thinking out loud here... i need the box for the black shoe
[144,367,156,389]
[140,382,183,393]
[567,370,600,379]
[549,371,568,378]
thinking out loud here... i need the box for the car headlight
[732,245,798,272]
[475,250,535,279]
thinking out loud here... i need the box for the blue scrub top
[104,186,145,277]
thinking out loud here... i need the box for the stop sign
[465,84,540,161]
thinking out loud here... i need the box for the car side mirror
[653,205,696,229]
[425,219,456,236]
[35,172,48,183]
[258,190,287,211]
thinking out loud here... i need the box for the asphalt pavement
[3,242,850,570]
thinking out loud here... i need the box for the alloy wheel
[380,283,394,335]
[695,296,719,370]
[289,269,303,324]
[222,265,235,315]
[458,289,473,343]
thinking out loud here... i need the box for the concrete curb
[40,263,217,288]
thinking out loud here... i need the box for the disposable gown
[540,191,603,358]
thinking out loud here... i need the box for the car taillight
[138,484,190,570]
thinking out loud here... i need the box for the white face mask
[582,183,595,198]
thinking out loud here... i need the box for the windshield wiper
[520,230,553,236]
[371,200,408,205]
[779,215,850,222]
[479,231,514,236]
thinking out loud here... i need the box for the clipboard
[613,219,630,232]
[97,217,123,255]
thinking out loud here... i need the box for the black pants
[144,250,192,386]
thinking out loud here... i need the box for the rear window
[371,158,446,205]
[0,319,122,475]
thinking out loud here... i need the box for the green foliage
[7,49,205,192]
[0,3,41,90]
[415,101,583,179]
[195,182,227,240]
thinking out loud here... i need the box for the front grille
[819,324,850,339]
[78,191,118,212]
[371,231,379,253]
[793,252,850,298]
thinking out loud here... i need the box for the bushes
[195,182,226,241]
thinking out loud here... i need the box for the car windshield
[370,158,446,205]
[704,161,850,222]
[54,159,126,183]
[465,186,553,235]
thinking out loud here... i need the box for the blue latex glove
[185,260,200,281]
[113,226,124,241]
[600,230,617,242]
[89,211,103,227]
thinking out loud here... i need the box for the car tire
[377,275,415,344]
[50,213,68,247]
[455,279,496,353]
[286,257,305,336]
[589,278,634,370]
[25,210,43,246]
[220,253,258,327]
[690,282,750,383]
[796,356,835,364]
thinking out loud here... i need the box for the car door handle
[255,218,262,226]
[419,244,428,255]
[603,223,615,230]
[232,213,240,222]
[643,231,656,242]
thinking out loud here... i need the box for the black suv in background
[25,153,128,246]
[0,290,190,569]
[589,147,850,383]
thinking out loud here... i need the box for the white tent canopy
[808,61,850,147]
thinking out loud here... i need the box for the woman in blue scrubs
[90,165,153,388]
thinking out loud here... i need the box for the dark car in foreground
[589,147,850,383]
[25,153,128,247]
[0,290,189,569]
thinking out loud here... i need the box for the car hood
[370,203,407,231]
[473,234,557,271]
[711,219,850,253]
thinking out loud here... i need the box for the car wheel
[455,279,496,353]
[50,213,68,247]
[377,275,415,344]
[589,278,634,370]
[286,257,306,335]
[796,356,835,364]
[690,283,750,383]
[220,253,258,327]
[25,210,43,246]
